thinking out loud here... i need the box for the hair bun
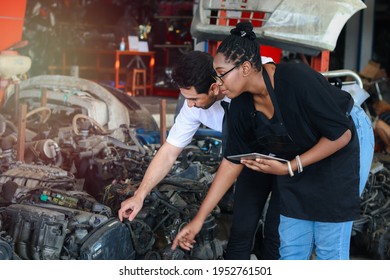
[230,21,256,40]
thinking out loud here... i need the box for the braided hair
[217,22,263,71]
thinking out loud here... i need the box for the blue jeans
[340,104,374,258]
[350,104,374,196]
[279,105,374,260]
[279,215,352,259]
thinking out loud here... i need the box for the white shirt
[167,96,230,148]
[166,56,274,148]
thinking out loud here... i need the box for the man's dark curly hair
[217,21,263,71]
[171,50,216,94]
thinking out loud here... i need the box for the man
[118,50,279,260]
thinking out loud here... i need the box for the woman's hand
[171,218,203,251]
[241,158,289,176]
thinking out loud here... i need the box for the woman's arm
[196,158,243,220]
[172,158,243,250]
[295,129,352,171]
[241,130,352,175]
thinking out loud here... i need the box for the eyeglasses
[213,65,237,84]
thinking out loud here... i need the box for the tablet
[227,152,289,162]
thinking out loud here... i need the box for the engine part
[0,52,32,79]
[80,218,135,260]
[24,139,63,166]
[26,139,57,159]
[192,214,224,260]
[4,204,68,260]
[127,219,155,256]
[0,163,75,191]
[0,232,13,260]
[351,168,390,259]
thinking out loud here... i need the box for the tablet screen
[227,153,288,162]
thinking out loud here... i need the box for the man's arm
[118,142,183,221]
[118,98,206,221]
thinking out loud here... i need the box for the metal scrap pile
[0,74,227,260]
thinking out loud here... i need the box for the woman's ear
[241,61,252,76]
[209,83,220,96]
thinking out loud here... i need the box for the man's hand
[118,195,144,222]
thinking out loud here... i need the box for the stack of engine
[0,75,227,260]
[0,142,226,260]
[351,163,390,259]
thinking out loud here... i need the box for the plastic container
[119,37,126,51]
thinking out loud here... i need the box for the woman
[172,22,374,259]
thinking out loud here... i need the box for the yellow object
[0,52,31,78]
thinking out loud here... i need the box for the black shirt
[225,63,360,222]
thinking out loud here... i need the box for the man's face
[180,86,218,110]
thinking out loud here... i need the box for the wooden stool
[131,68,147,96]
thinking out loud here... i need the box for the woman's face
[213,53,244,99]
